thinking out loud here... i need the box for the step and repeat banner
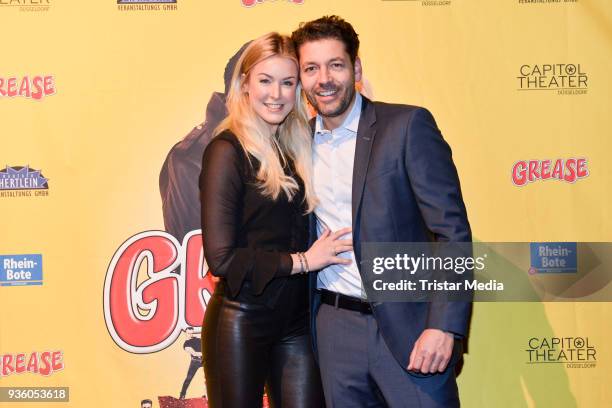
[1,0,611,407]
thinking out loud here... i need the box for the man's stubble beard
[305,79,356,119]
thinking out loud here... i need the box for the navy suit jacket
[310,96,472,371]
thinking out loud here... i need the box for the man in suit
[292,16,472,407]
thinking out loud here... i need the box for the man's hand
[407,329,454,374]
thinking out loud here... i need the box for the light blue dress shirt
[313,93,365,298]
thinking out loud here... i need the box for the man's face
[141,403,152,408]
[298,38,362,120]
[185,328,194,339]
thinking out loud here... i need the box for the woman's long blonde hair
[215,32,317,213]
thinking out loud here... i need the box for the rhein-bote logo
[0,165,49,198]
[117,0,177,11]
[529,243,577,274]
[1,254,43,286]
[526,337,596,369]
[517,64,588,95]
[0,0,51,12]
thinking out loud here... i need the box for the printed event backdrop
[1,0,611,407]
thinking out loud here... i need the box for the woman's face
[244,55,298,133]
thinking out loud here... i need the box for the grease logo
[117,0,177,11]
[1,254,43,286]
[104,230,216,353]
[517,64,588,95]
[0,75,56,100]
[0,0,51,12]
[0,166,49,198]
[529,243,577,274]
[242,0,303,7]
[0,350,64,377]
[511,158,588,186]
[526,337,596,368]
[380,0,452,6]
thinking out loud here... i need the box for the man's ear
[354,57,363,83]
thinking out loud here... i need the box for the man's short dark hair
[140,399,152,407]
[291,15,360,65]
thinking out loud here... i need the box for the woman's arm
[200,137,293,296]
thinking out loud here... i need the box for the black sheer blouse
[199,130,309,305]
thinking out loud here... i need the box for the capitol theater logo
[526,337,596,369]
[0,0,51,12]
[0,165,49,198]
[517,64,588,95]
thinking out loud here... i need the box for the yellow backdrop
[1,0,610,407]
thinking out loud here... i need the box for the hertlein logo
[0,165,49,198]
[0,0,51,12]
[0,75,56,100]
[117,0,177,11]
[0,254,43,286]
[517,64,588,95]
[242,0,303,7]
[511,158,588,186]
[526,337,596,369]
[380,0,452,6]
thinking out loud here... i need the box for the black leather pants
[202,277,324,408]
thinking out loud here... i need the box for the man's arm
[403,107,472,373]
[184,346,202,359]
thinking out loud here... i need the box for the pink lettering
[512,161,527,186]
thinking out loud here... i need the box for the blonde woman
[200,33,351,407]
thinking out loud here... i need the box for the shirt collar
[314,93,362,143]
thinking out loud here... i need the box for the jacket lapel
[352,97,377,233]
